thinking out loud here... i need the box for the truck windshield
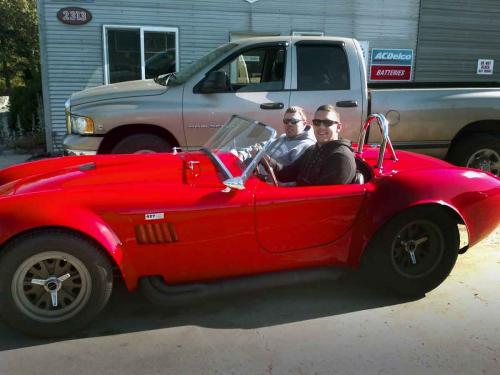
[165,43,238,86]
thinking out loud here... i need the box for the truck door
[289,41,364,142]
[182,42,291,148]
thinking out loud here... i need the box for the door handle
[260,102,284,110]
[336,100,358,108]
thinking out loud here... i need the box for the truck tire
[111,133,172,154]
[448,133,500,176]
[0,231,113,337]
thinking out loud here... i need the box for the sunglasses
[283,118,303,125]
[312,119,341,127]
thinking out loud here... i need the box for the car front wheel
[0,231,113,337]
[363,206,459,296]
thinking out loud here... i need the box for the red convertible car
[0,114,498,337]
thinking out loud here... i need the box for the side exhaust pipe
[139,267,345,306]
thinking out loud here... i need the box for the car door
[289,40,364,142]
[254,182,366,253]
[182,42,291,148]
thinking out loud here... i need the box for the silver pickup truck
[64,36,500,175]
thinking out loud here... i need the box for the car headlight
[71,115,95,134]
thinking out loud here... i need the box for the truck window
[215,46,286,92]
[297,44,350,91]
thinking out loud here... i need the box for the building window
[103,26,179,84]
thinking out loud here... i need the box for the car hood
[70,79,167,107]
[0,154,185,197]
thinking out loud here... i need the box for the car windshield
[202,115,276,184]
[164,43,238,86]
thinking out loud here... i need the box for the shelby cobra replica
[0,114,498,337]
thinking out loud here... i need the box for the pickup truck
[63,36,500,176]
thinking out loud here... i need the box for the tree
[0,0,39,93]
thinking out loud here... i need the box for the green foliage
[8,72,41,133]
[0,0,39,93]
[0,0,43,149]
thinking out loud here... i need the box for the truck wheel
[362,206,459,296]
[0,231,113,337]
[448,133,500,176]
[111,133,172,154]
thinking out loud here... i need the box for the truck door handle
[260,102,284,110]
[336,100,358,108]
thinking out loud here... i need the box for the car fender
[348,168,500,264]
[0,195,136,288]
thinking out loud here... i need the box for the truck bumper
[63,134,104,156]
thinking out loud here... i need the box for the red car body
[0,114,499,337]
[1,146,498,291]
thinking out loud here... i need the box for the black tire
[447,133,500,176]
[362,206,459,296]
[0,231,113,337]
[111,133,172,154]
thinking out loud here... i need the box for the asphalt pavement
[0,229,498,375]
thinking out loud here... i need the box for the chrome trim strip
[201,147,233,180]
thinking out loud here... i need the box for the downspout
[36,0,53,153]
[414,0,424,82]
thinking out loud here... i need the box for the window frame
[194,42,288,94]
[294,41,351,92]
[102,25,179,85]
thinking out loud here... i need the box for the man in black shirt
[267,104,356,186]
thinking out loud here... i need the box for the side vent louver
[135,223,178,244]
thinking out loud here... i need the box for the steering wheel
[259,156,279,186]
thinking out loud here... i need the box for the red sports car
[0,114,498,337]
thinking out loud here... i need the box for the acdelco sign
[370,48,414,81]
[371,49,413,66]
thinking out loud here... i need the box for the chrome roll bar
[357,113,398,169]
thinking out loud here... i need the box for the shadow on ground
[0,272,420,351]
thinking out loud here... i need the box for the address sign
[57,7,92,25]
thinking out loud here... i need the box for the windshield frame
[202,115,277,190]
[164,42,238,86]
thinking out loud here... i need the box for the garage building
[37,0,500,152]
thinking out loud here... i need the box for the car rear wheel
[0,231,113,337]
[448,133,500,176]
[362,206,459,296]
[111,133,172,154]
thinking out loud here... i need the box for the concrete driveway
[0,228,498,375]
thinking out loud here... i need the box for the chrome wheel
[11,251,92,323]
[466,148,500,176]
[391,220,444,279]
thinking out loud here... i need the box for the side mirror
[199,71,230,93]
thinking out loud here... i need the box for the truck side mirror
[199,71,230,93]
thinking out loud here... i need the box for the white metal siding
[40,0,419,151]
